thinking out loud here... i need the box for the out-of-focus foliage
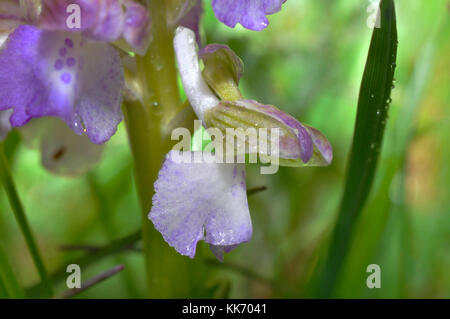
[0,0,448,298]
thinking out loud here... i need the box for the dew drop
[371,94,375,98]
[152,101,159,107]
[376,110,380,115]
[370,143,375,149]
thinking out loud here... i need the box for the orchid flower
[0,0,150,145]
[148,27,332,261]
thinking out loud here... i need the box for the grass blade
[0,143,53,297]
[315,0,398,297]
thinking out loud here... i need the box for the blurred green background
[0,0,449,298]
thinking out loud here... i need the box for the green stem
[0,143,53,297]
[123,0,189,297]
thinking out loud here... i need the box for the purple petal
[122,0,151,55]
[39,0,124,42]
[149,151,252,259]
[0,25,124,144]
[167,0,197,25]
[212,0,286,31]
[175,0,203,45]
[304,124,333,166]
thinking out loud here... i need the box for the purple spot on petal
[60,73,72,84]
[54,59,64,70]
[65,38,74,48]
[66,57,76,67]
[59,47,67,57]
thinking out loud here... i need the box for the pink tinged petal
[0,25,124,144]
[39,0,124,42]
[175,0,203,46]
[122,0,151,55]
[212,0,286,31]
[0,109,13,141]
[238,100,332,166]
[304,125,333,166]
[149,151,252,259]
[166,0,197,25]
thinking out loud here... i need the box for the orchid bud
[199,44,244,101]
[204,99,333,167]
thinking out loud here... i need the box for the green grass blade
[315,0,398,297]
[0,243,25,298]
[0,143,53,297]
[336,23,440,298]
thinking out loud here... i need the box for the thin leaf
[315,0,398,297]
[0,143,53,297]
[337,26,440,297]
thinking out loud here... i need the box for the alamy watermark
[366,264,381,288]
[171,120,281,175]
[66,264,81,289]
[66,4,81,29]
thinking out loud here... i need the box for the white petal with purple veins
[149,151,252,259]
